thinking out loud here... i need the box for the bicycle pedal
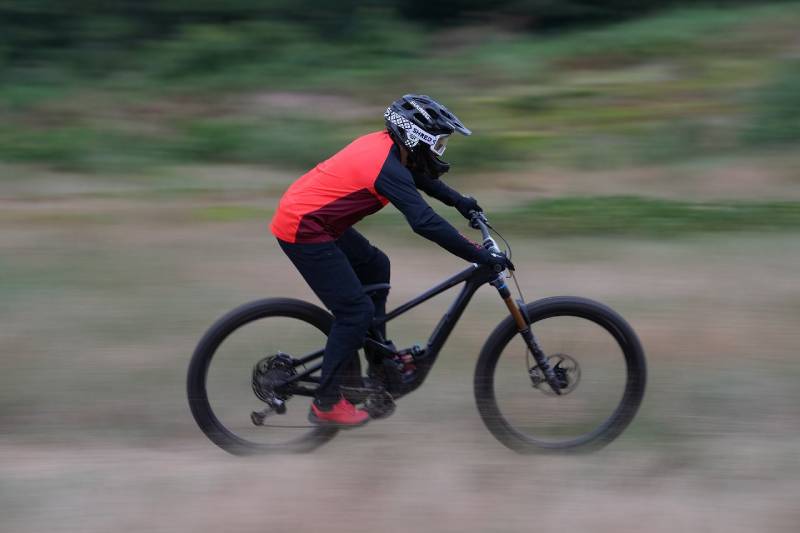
[363,389,396,420]
[340,382,382,405]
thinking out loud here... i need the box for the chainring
[341,378,396,420]
[363,388,396,419]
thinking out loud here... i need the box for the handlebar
[468,211,501,255]
[468,210,517,277]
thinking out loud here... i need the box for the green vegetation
[744,60,800,146]
[192,205,270,222]
[1,2,800,174]
[491,197,800,236]
[180,197,800,237]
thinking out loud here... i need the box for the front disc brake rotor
[529,353,581,396]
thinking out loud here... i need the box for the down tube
[424,276,486,362]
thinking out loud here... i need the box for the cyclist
[270,94,512,427]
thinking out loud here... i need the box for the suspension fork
[491,276,562,395]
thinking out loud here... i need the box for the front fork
[491,276,562,395]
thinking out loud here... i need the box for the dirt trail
[1,437,797,533]
[2,180,799,532]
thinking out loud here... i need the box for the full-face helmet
[384,94,471,177]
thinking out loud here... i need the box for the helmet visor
[431,134,450,156]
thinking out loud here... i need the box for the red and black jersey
[271,130,484,263]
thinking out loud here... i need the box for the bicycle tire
[187,298,338,455]
[474,296,646,453]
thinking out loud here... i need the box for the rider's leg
[334,229,392,380]
[335,228,390,339]
[277,239,375,408]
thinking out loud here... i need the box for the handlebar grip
[469,211,492,240]
[468,210,482,229]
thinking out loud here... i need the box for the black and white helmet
[384,94,471,177]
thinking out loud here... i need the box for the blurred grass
[184,197,800,236]
[193,205,270,222]
[1,2,799,174]
[743,60,800,146]
[174,118,351,168]
[492,197,800,236]
[465,5,788,72]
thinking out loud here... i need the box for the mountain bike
[187,212,646,455]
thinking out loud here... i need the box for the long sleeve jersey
[270,130,484,263]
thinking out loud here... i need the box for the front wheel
[474,296,646,453]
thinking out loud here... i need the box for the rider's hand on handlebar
[456,196,482,221]
[468,209,487,229]
[481,249,515,273]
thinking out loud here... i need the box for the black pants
[278,228,390,406]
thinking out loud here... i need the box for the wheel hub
[529,353,581,395]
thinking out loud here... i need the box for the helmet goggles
[406,123,451,156]
[431,134,449,156]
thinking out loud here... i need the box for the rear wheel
[187,298,337,455]
[474,296,646,453]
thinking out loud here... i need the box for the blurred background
[1,1,799,532]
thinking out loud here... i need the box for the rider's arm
[375,154,485,264]
[413,172,481,219]
[412,173,461,207]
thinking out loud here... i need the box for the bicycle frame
[280,213,563,398]
[282,262,500,397]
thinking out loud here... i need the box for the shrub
[744,60,800,145]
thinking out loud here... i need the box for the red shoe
[308,397,370,428]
